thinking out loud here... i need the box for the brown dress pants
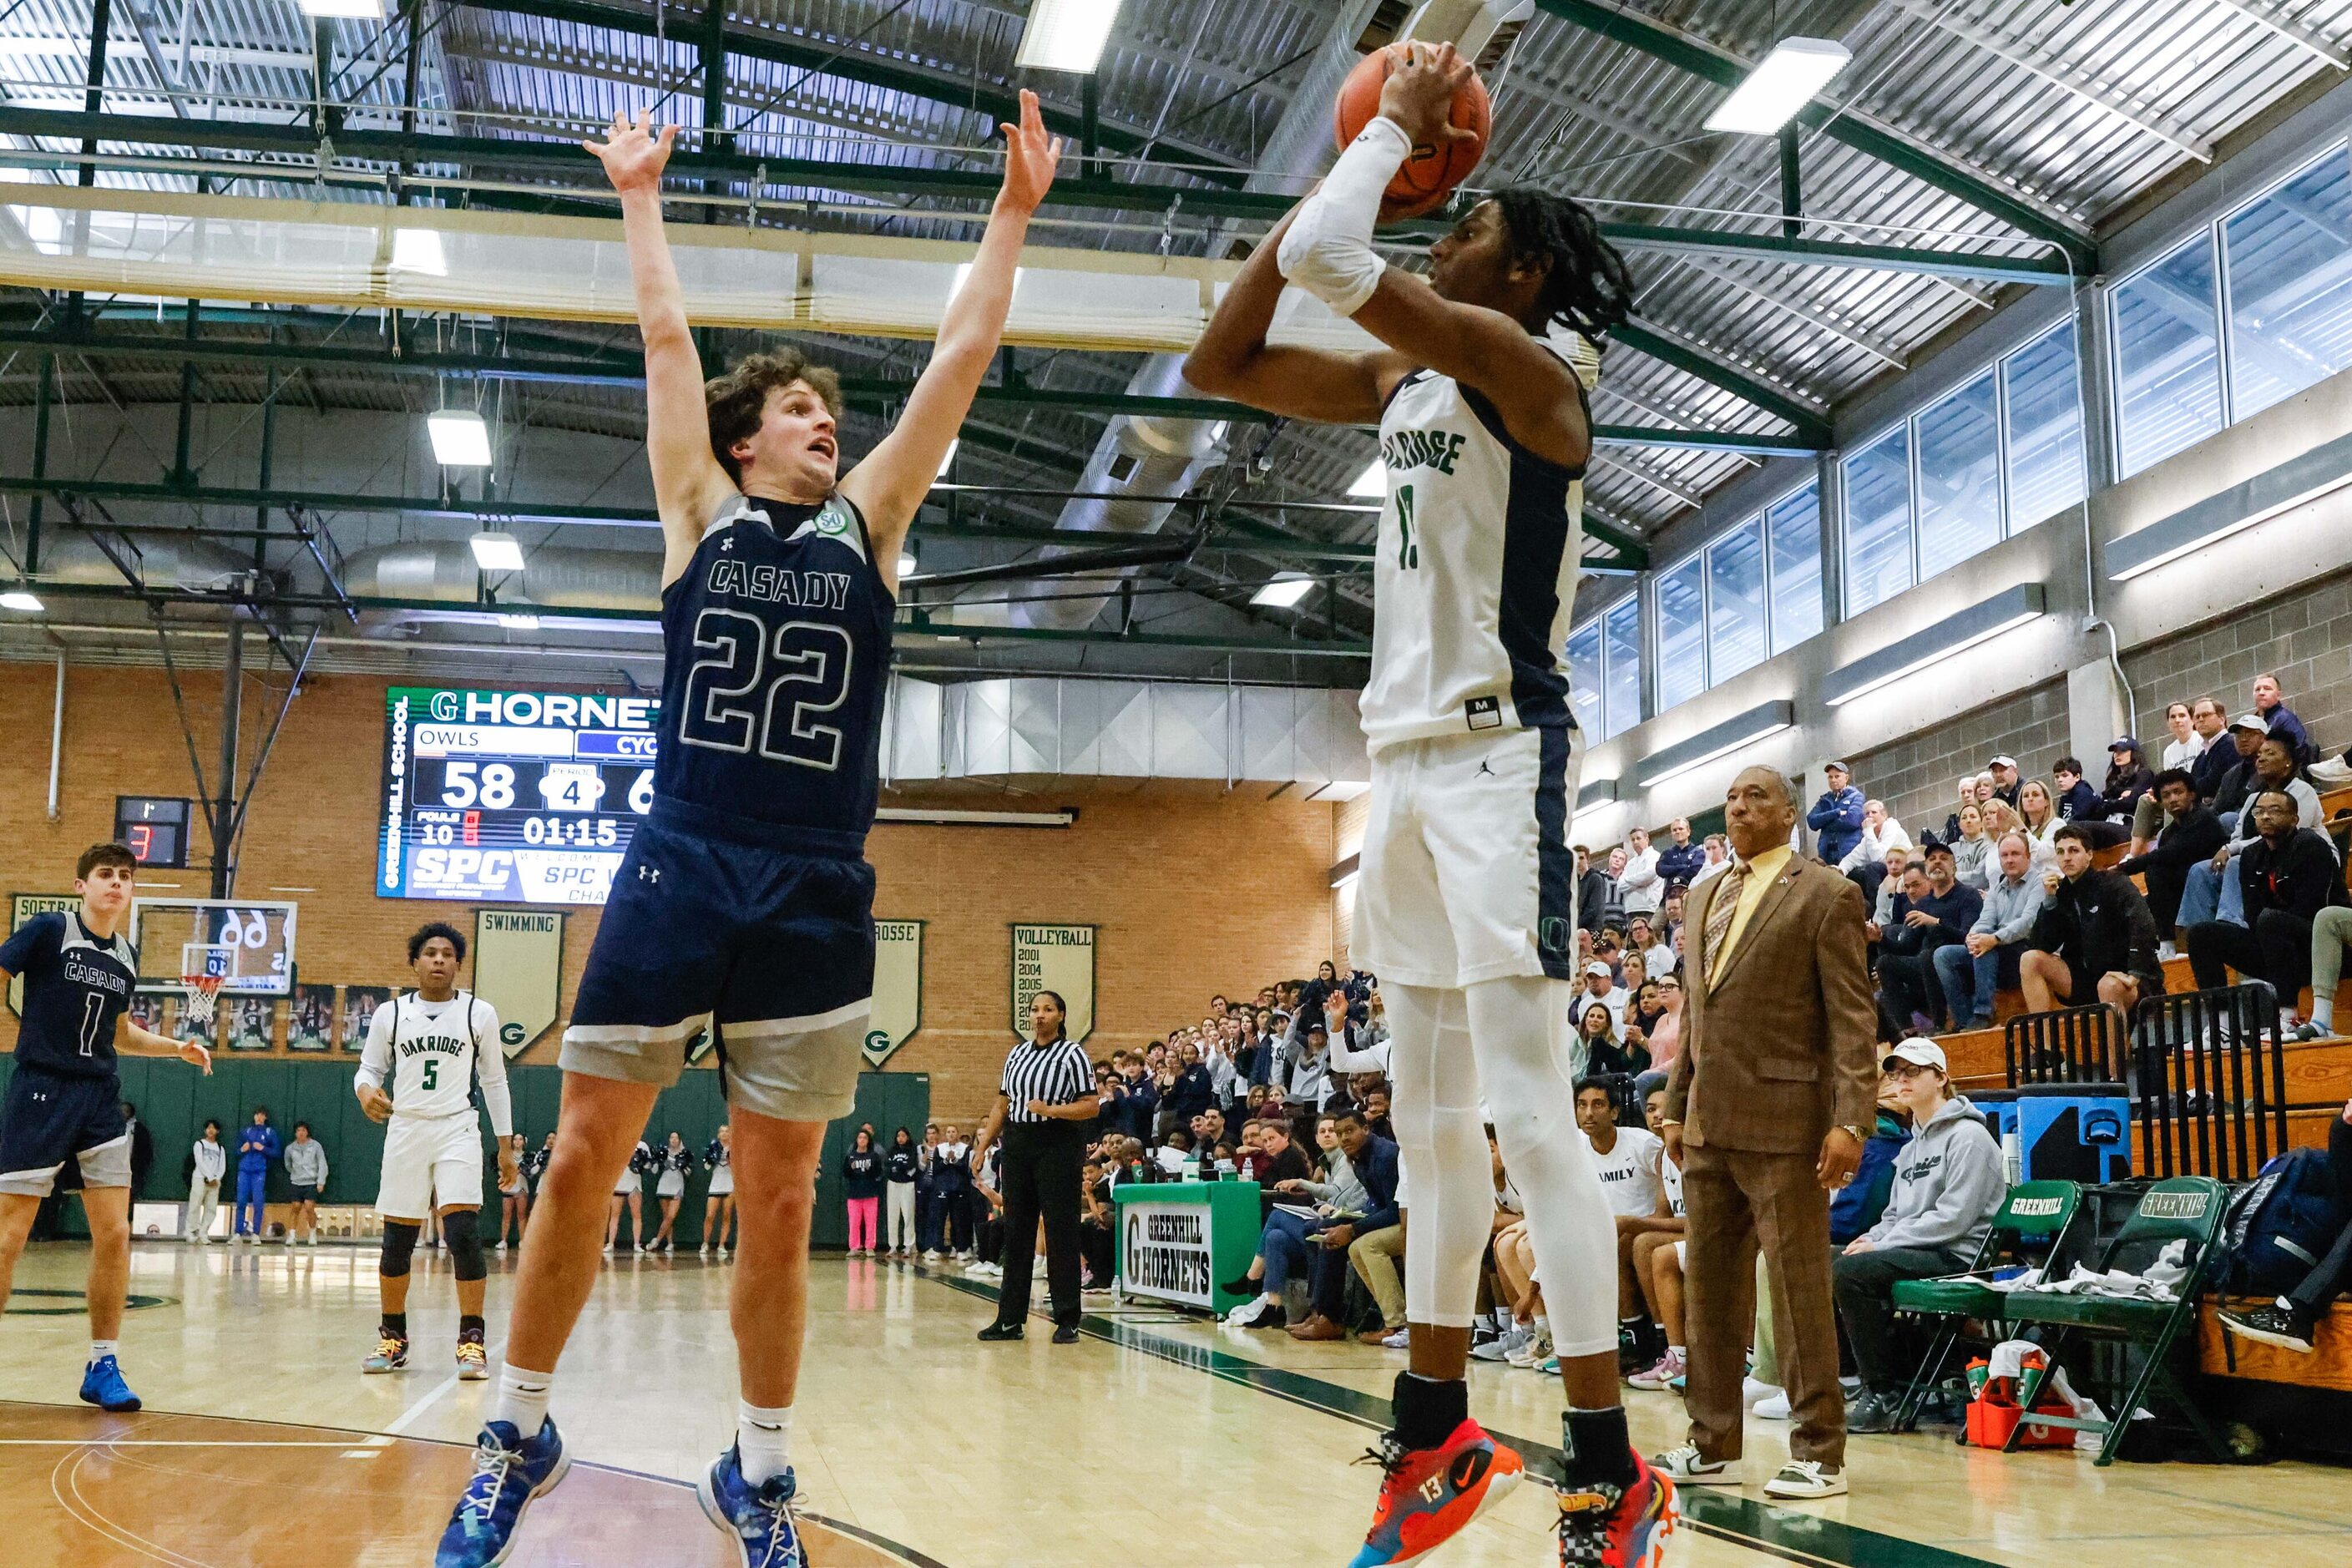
[1679,1140,1846,1469]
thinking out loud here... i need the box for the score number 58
[439,761,655,814]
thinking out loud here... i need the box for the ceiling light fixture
[296,0,384,17]
[0,589,43,611]
[1252,573,1317,609]
[935,438,959,478]
[1704,38,1851,136]
[1014,0,1126,73]
[470,532,527,572]
[496,612,539,630]
[1349,459,1387,498]
[1822,584,2046,706]
[391,228,447,276]
[1636,700,1797,788]
[428,409,493,467]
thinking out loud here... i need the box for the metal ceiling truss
[2205,0,2352,70]
[1533,0,2100,274]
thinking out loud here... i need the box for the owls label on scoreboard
[379,685,662,905]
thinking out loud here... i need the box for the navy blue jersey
[0,911,138,1080]
[654,492,895,839]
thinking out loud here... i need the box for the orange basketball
[1333,43,1491,220]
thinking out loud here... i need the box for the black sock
[1392,1371,1469,1450]
[382,1313,407,1339]
[459,1315,486,1340]
[1563,1407,1636,1489]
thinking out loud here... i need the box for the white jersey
[1359,331,1598,753]
[358,989,513,1135]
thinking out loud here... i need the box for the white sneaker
[2157,939,2180,961]
[1650,1444,1740,1486]
[635,1243,647,1254]
[1743,1377,1782,1408]
[1471,1324,1527,1362]
[1379,1328,1410,1349]
[2311,755,2352,787]
[1224,1297,1280,1328]
[1753,1390,1793,1420]
[921,1248,940,1262]
[1505,1332,1552,1368]
[494,1241,508,1253]
[1763,1460,1848,1500]
[1031,1257,1048,1278]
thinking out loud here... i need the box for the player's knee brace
[379,1220,420,1279]
[443,1208,487,1281]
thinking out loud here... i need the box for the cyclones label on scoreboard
[378,687,662,905]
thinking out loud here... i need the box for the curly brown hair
[703,349,844,483]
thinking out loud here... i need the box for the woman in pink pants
[839,1129,884,1256]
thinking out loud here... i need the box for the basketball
[1333,43,1491,220]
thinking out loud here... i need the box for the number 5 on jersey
[1394,483,1419,569]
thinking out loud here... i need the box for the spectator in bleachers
[1633,975,1682,1100]
[1600,847,1631,928]
[2135,703,2212,852]
[1833,1039,2005,1434]
[2021,824,2165,1024]
[2299,906,2352,1040]
[1933,776,1975,847]
[2187,789,2350,1033]
[2218,1091,2352,1352]
[2051,756,2105,826]
[1839,800,1913,907]
[1575,845,1612,935]
[1575,1080,1667,1372]
[1690,835,1731,886]
[1287,1110,1401,1343]
[1976,797,2031,867]
[2114,769,2228,955]
[1860,844,1911,942]
[1878,846,1981,1035]
[1621,827,1664,918]
[1948,803,1991,891]
[1579,1002,1650,1082]
[2102,737,2158,827]
[1657,818,1705,892]
[1579,960,1629,1034]
[2179,733,2331,929]
[1935,832,2041,1031]
[1988,754,2022,807]
[2253,671,2318,766]
[1627,915,1674,979]
[1808,761,1866,866]
[2190,701,2252,807]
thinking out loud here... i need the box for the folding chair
[1995,1176,2231,1466]
[1888,1180,2085,1432]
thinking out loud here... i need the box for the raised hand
[584,108,677,195]
[1376,41,1475,154]
[995,88,1063,215]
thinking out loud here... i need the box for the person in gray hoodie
[1832,1038,2006,1434]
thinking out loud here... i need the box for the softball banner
[1011,924,1095,1044]
[862,920,924,1067]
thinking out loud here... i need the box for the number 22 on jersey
[678,609,853,770]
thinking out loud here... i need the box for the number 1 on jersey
[1395,483,1419,569]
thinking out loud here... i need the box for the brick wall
[0,662,1342,1122]
[2122,566,2352,755]
[1841,678,2071,840]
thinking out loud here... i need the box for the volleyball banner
[1011,924,1095,1044]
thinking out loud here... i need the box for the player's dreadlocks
[1489,188,1635,347]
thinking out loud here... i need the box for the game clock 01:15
[115,797,193,869]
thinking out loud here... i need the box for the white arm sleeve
[356,1003,395,1091]
[473,999,514,1137]
[1275,115,1409,317]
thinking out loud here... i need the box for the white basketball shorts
[377,1111,483,1220]
[1353,725,1581,990]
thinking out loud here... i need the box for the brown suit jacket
[1663,855,1879,1156]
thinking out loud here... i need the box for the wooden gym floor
[1,1242,2347,1567]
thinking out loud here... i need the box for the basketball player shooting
[0,844,212,1416]
[355,922,513,1382]
[432,94,1060,1568]
[1185,41,1673,1568]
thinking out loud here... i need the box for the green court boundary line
[918,1267,1996,1568]
[3,1288,173,1316]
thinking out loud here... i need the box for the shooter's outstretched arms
[837,89,1060,582]
[586,109,739,585]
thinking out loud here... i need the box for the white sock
[1532,1314,1549,1336]
[493,1363,554,1435]
[736,1401,793,1485]
[89,1340,117,1363]
[2316,999,2335,1031]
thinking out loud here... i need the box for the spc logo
[412,848,517,894]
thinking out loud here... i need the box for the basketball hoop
[180,942,235,1031]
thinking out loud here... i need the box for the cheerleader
[607,1138,652,1253]
[495,1132,529,1252]
[649,1130,692,1252]
[701,1124,736,1258]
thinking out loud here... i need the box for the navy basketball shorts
[0,1064,130,1197]
[564,797,875,1123]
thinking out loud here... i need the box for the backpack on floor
[2222,1148,2343,1296]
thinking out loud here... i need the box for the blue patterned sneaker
[78,1354,140,1413]
[434,1418,569,1568]
[697,1444,807,1568]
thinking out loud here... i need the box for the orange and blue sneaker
[1347,1418,1525,1567]
[1555,1454,1677,1568]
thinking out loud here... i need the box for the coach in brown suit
[1655,766,1879,1500]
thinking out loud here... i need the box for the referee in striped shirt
[972,990,1100,1343]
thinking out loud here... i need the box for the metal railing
[2005,1003,2122,1086]
[2128,983,2290,1181]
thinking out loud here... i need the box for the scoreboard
[378,686,660,904]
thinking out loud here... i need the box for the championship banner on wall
[1010,924,1095,1044]
[286,984,335,1052]
[473,908,565,1058]
[6,894,76,1016]
[862,920,923,1067]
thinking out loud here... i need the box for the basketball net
[180,970,224,1030]
[180,942,233,1032]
